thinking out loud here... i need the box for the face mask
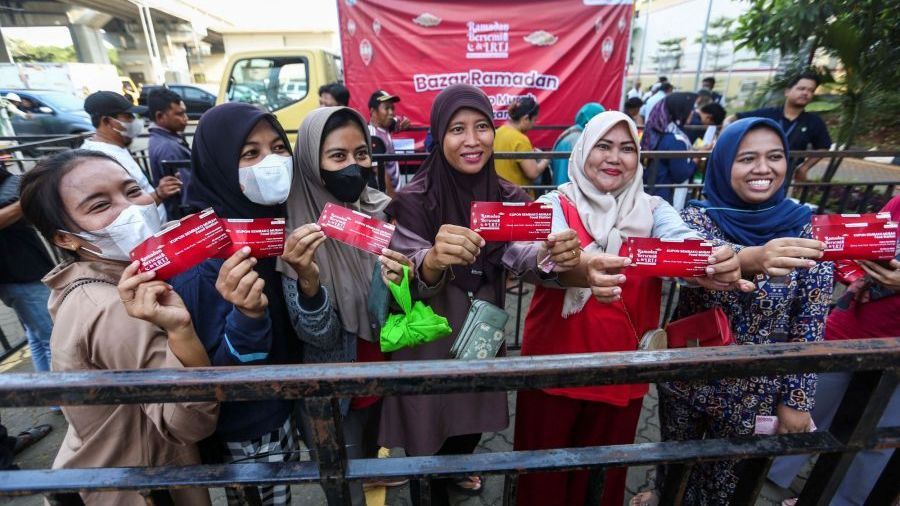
[320,164,371,203]
[238,154,293,205]
[112,118,144,139]
[70,203,161,262]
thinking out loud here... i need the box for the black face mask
[320,163,371,203]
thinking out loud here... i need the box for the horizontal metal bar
[5,431,894,497]
[520,181,900,192]
[370,149,900,162]
[0,133,90,154]
[0,339,896,407]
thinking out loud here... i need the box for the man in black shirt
[0,167,55,373]
[725,72,832,181]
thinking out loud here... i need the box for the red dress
[520,195,661,404]
[515,195,662,506]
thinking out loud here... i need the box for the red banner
[337,0,634,147]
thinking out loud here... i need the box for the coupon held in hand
[130,208,231,279]
[813,219,898,261]
[811,212,891,226]
[470,201,553,242]
[215,218,286,259]
[317,202,395,255]
[624,237,713,278]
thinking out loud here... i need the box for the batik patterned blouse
[665,205,833,421]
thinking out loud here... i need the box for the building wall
[222,31,337,54]
[628,0,777,108]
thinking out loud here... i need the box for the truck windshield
[227,57,309,112]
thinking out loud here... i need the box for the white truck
[0,62,121,100]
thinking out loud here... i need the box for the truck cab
[217,48,343,137]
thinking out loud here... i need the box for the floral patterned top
[665,205,834,418]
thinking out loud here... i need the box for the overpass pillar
[68,24,110,64]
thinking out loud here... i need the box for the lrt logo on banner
[466,21,510,59]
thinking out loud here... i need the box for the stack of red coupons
[130,208,231,279]
[812,213,898,261]
[470,201,553,242]
[130,209,288,279]
[215,217,287,259]
[317,202,395,255]
[624,237,714,278]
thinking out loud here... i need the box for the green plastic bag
[379,265,452,353]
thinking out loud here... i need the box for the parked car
[139,84,216,119]
[1,89,95,136]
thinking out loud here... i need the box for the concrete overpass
[0,0,232,84]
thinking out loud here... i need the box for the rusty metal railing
[0,338,897,505]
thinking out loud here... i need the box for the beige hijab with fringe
[558,110,654,317]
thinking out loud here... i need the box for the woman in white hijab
[510,111,750,506]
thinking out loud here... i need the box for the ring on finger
[570,249,578,259]
[120,298,134,304]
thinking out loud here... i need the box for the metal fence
[0,339,897,505]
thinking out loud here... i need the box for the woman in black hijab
[175,102,301,506]
[381,84,571,504]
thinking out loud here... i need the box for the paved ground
[1,284,816,505]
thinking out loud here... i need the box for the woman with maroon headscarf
[381,84,581,505]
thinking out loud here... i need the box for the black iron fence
[0,339,897,505]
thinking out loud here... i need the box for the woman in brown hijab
[382,84,577,504]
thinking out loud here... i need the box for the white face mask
[112,118,144,140]
[238,154,293,205]
[71,204,162,262]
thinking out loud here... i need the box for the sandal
[630,490,660,506]
[13,424,52,454]
[449,475,484,496]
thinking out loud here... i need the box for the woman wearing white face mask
[176,103,301,506]
[18,150,218,505]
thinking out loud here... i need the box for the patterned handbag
[449,298,509,360]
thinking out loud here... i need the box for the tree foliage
[696,16,734,73]
[733,0,899,153]
[8,38,77,63]
[653,37,685,74]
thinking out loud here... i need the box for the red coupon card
[811,212,891,226]
[814,221,898,261]
[624,237,714,278]
[215,218,286,259]
[470,201,553,242]
[317,202,395,255]
[130,208,231,279]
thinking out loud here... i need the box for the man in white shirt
[81,91,180,221]
[626,80,642,100]
[639,82,673,119]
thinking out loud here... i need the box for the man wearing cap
[81,91,180,221]
[368,90,411,193]
[0,93,31,139]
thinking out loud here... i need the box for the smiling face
[53,157,155,254]
[442,107,495,175]
[582,121,639,193]
[729,126,787,204]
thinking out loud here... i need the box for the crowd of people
[0,70,896,506]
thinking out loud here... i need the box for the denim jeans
[0,281,53,372]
